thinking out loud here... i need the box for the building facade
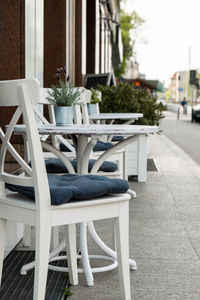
[0,0,122,257]
[170,71,189,103]
[0,0,121,133]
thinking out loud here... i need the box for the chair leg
[123,148,128,180]
[64,224,78,285]
[0,218,6,286]
[33,222,51,300]
[115,202,131,300]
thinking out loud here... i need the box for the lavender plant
[47,67,82,106]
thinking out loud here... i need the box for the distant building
[170,71,189,102]
[119,77,160,95]
[124,59,140,79]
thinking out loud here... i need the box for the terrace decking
[0,251,67,299]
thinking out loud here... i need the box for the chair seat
[111,136,124,142]
[45,158,118,173]
[60,140,113,152]
[6,174,129,205]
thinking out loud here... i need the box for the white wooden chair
[22,88,122,249]
[0,78,131,299]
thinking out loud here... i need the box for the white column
[66,0,75,82]
[25,0,35,79]
[104,23,108,72]
[82,0,86,75]
[25,0,44,86]
[95,0,100,73]
[35,0,44,86]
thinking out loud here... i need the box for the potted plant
[47,67,82,126]
[88,88,101,115]
[97,82,167,126]
[97,82,167,181]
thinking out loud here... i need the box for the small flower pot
[88,103,98,115]
[54,106,73,126]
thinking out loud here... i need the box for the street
[161,110,200,165]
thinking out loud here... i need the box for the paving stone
[134,290,200,300]
[173,195,200,207]
[183,221,200,239]
[134,258,200,276]
[177,206,200,222]
[132,273,200,293]
[130,220,187,239]
[129,204,180,221]
[129,236,198,260]
[189,238,200,260]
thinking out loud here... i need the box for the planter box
[127,135,148,182]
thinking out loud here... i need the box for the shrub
[98,82,167,126]
[90,88,101,104]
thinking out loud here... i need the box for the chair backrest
[0,79,40,107]
[0,78,51,211]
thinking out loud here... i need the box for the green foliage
[46,80,82,106]
[98,83,167,126]
[90,88,101,104]
[115,9,145,77]
[63,274,73,299]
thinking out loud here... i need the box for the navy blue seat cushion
[6,174,129,205]
[111,136,124,142]
[60,141,113,152]
[93,141,113,152]
[45,158,118,173]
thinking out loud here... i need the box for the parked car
[191,104,200,122]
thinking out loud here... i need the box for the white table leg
[80,222,94,286]
[87,221,137,270]
[23,225,32,247]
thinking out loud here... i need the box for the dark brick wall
[44,0,66,88]
[0,0,25,147]
[75,0,83,86]
[86,0,96,74]
[0,0,25,80]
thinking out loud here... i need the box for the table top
[14,124,158,136]
[89,113,143,121]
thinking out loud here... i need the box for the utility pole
[188,46,191,105]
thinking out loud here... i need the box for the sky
[122,0,200,86]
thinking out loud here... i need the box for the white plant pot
[88,103,98,115]
[54,106,73,126]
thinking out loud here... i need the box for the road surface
[161,110,200,165]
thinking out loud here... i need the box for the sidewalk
[70,133,200,299]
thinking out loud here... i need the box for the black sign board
[84,73,116,89]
